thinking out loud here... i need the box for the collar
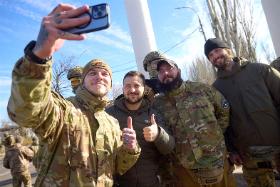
[217,57,250,78]
[75,86,108,113]
[114,96,150,114]
[164,81,186,97]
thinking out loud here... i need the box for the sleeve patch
[222,99,229,109]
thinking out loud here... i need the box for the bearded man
[204,38,280,187]
[106,71,175,187]
[150,53,236,187]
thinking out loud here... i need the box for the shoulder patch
[222,99,229,109]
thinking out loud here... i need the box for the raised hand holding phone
[65,3,110,34]
[33,3,110,60]
[143,114,159,142]
[122,116,137,150]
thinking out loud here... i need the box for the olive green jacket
[213,58,280,154]
[7,57,140,187]
[153,81,229,169]
[106,97,175,186]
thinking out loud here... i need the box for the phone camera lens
[97,11,103,17]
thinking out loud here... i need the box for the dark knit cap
[204,38,229,58]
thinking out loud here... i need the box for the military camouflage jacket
[153,81,229,169]
[3,143,34,175]
[7,57,140,187]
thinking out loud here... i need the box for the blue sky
[0,0,274,122]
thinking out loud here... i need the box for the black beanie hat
[204,38,229,58]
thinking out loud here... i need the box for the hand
[33,4,90,59]
[122,116,137,150]
[229,152,243,166]
[143,114,159,142]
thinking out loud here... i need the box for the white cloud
[19,0,58,12]
[0,77,11,87]
[87,33,133,53]
[0,100,9,121]
[105,24,132,44]
[0,100,8,108]
[14,6,42,22]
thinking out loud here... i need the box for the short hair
[123,71,146,86]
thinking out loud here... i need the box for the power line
[113,65,137,73]
[111,60,135,69]
[162,27,199,54]
[111,28,199,74]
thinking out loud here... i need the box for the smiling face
[208,48,233,70]
[83,68,111,97]
[123,75,145,105]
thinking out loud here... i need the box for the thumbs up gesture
[122,116,137,150]
[143,114,159,142]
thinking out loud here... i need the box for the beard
[124,94,143,104]
[213,54,232,70]
[159,72,183,93]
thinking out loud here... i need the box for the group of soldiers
[2,133,38,187]
[4,3,280,187]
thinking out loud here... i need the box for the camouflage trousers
[242,156,276,187]
[12,170,32,187]
[167,159,236,187]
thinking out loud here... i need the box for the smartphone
[66,3,110,34]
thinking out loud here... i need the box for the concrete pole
[124,0,157,77]
[261,0,280,57]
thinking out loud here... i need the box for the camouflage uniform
[29,137,40,169]
[7,57,140,187]
[143,51,166,79]
[143,51,166,102]
[3,136,34,187]
[30,137,39,154]
[153,81,236,187]
[67,66,83,93]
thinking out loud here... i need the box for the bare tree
[52,55,76,96]
[206,0,257,62]
[188,0,263,85]
[188,56,216,85]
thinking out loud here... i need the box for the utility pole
[124,0,157,77]
[175,6,207,41]
[175,6,217,77]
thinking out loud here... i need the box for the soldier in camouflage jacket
[145,51,236,186]
[7,4,140,187]
[4,135,34,187]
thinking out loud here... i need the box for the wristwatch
[24,40,52,64]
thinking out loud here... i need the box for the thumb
[150,114,156,125]
[127,116,133,129]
